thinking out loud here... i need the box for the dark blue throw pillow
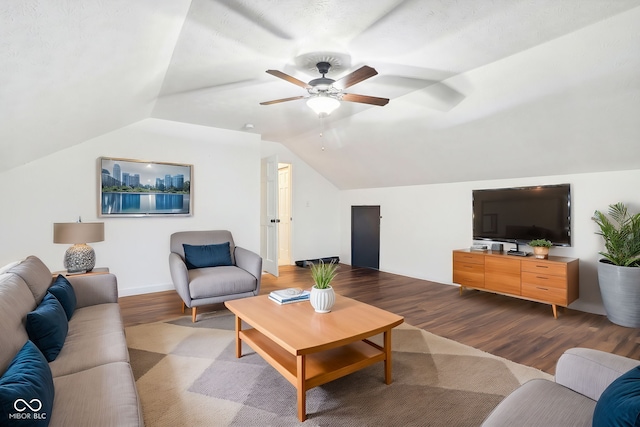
[593,365,640,427]
[48,275,76,320]
[183,243,233,270]
[25,293,69,362]
[0,340,54,426]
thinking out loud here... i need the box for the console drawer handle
[536,287,549,291]
[536,265,549,268]
[536,276,548,280]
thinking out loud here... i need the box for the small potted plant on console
[529,239,552,259]
[309,259,338,313]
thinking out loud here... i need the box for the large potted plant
[592,202,640,327]
[529,239,552,259]
[309,259,338,313]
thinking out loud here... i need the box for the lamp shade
[53,223,104,244]
[306,94,340,117]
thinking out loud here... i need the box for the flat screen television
[472,184,571,247]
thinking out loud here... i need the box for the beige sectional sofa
[0,256,143,426]
[482,347,640,426]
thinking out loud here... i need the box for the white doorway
[261,155,279,277]
[278,163,292,266]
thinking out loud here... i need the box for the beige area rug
[126,311,551,426]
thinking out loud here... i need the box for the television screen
[472,184,571,246]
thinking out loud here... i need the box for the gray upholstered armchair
[169,230,262,322]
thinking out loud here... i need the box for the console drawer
[521,260,567,277]
[521,282,567,305]
[453,263,485,288]
[521,271,566,289]
[454,252,485,265]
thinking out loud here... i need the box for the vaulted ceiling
[2,1,640,189]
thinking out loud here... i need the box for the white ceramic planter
[310,285,335,313]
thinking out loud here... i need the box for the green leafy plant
[309,259,339,289]
[528,239,552,248]
[592,202,640,267]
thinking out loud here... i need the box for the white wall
[340,169,640,315]
[261,140,341,263]
[0,118,261,296]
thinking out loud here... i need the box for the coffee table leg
[234,315,242,358]
[384,329,393,384]
[297,355,306,422]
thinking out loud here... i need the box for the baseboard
[118,282,174,297]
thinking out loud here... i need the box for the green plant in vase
[310,259,339,289]
[592,202,640,327]
[528,239,552,259]
[309,259,338,313]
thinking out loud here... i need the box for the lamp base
[64,244,96,273]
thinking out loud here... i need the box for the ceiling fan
[260,61,389,117]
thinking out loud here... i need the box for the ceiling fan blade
[334,66,378,90]
[260,95,306,106]
[342,93,389,106]
[266,70,310,89]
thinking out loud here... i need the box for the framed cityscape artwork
[98,157,193,217]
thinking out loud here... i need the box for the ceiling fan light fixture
[306,94,340,117]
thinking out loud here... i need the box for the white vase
[310,285,335,313]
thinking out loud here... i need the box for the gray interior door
[351,205,380,269]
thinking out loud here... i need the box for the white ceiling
[2,0,640,189]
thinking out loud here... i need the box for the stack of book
[269,288,311,305]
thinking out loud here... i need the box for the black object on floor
[295,256,340,267]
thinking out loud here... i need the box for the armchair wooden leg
[192,306,197,323]
[181,302,186,313]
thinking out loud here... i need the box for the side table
[52,267,110,277]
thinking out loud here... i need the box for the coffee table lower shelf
[239,328,387,420]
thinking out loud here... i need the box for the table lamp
[53,220,105,273]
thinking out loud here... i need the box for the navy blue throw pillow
[183,243,233,269]
[25,293,69,362]
[593,365,640,427]
[48,275,76,320]
[0,340,54,426]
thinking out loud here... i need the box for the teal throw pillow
[593,365,640,427]
[25,293,69,362]
[183,243,233,269]
[48,275,76,320]
[0,340,54,426]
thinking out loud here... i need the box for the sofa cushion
[593,365,640,427]
[48,275,76,320]
[0,273,35,375]
[49,303,129,378]
[183,243,233,269]
[50,362,143,427]
[0,260,20,275]
[7,256,53,303]
[481,378,596,427]
[0,340,54,427]
[26,293,69,362]
[188,265,257,298]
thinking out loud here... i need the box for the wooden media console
[453,249,579,318]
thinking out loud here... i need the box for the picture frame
[98,157,193,217]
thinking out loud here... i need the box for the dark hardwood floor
[119,264,640,375]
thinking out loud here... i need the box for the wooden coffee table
[225,294,404,421]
